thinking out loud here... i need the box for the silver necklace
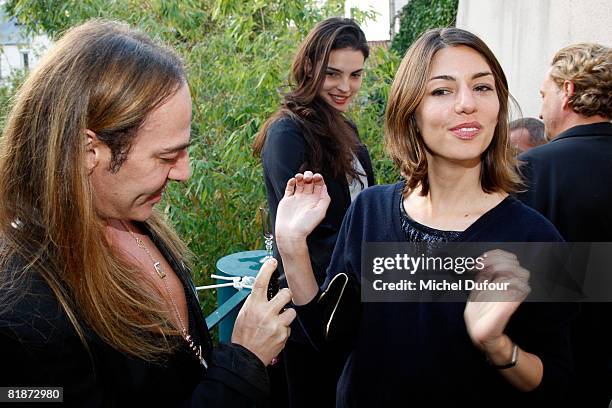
[120,220,206,367]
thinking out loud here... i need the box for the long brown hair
[385,28,521,195]
[253,17,369,179]
[0,20,189,361]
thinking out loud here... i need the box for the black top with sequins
[399,195,461,243]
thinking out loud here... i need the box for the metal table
[204,250,265,342]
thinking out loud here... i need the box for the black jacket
[517,122,612,241]
[261,116,376,408]
[261,116,376,285]
[516,121,612,406]
[0,222,269,407]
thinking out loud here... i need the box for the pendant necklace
[120,220,206,368]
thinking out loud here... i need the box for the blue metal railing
[204,288,251,329]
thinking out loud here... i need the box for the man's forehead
[542,68,558,88]
[140,86,192,131]
[511,127,527,138]
[130,120,191,154]
[139,111,192,132]
[128,84,192,155]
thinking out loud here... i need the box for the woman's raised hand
[273,171,329,305]
[464,249,530,351]
[275,171,331,244]
[464,250,544,391]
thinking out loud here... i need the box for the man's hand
[231,258,296,366]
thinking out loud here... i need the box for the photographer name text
[372,279,509,291]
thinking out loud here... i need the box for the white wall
[345,0,392,41]
[456,0,612,119]
[392,0,409,35]
[1,0,51,81]
[344,0,410,41]
[0,35,50,80]
[0,45,24,78]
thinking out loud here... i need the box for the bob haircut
[385,27,521,195]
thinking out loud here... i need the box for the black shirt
[296,182,577,407]
[0,222,269,407]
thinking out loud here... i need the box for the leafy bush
[1,0,400,315]
[390,0,459,56]
[0,72,26,131]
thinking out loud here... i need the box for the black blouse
[399,195,461,243]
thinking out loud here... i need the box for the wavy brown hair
[385,28,521,196]
[0,20,190,361]
[253,17,369,179]
[550,43,611,119]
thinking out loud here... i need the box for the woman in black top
[274,28,576,407]
[253,17,375,408]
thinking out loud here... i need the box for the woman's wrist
[276,234,309,258]
[482,335,542,391]
[482,335,515,366]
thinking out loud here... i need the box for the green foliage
[1,0,400,315]
[0,72,26,131]
[390,0,458,56]
[352,46,399,183]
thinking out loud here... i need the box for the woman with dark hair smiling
[274,28,575,407]
[253,17,375,408]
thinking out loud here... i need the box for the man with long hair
[0,20,295,406]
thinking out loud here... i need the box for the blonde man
[518,42,612,406]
